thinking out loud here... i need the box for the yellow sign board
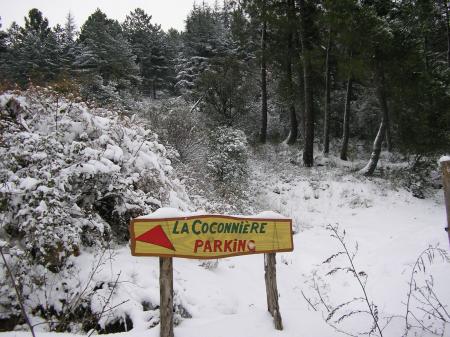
[129,215,293,259]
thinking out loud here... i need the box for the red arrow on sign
[135,225,176,251]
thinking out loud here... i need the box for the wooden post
[159,257,174,337]
[264,253,283,330]
[441,159,450,247]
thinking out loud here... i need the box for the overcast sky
[0,0,218,32]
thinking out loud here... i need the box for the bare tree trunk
[259,0,268,144]
[323,27,332,155]
[286,0,298,145]
[361,58,389,176]
[299,0,314,167]
[340,75,353,161]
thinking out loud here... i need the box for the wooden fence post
[160,257,174,337]
[264,253,283,330]
[441,159,450,247]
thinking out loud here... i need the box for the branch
[0,247,37,337]
[88,272,122,337]
[326,224,384,337]
[404,246,449,335]
[189,93,206,113]
[301,290,318,311]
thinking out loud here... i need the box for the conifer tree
[5,9,60,85]
[0,18,7,53]
[76,9,140,88]
[0,18,7,81]
[123,8,170,98]
[175,3,229,96]
[298,0,317,167]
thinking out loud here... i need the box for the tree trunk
[385,105,392,152]
[361,58,389,176]
[295,32,305,138]
[259,0,268,144]
[447,1,450,67]
[286,0,298,145]
[340,75,353,161]
[424,35,430,73]
[299,0,314,167]
[323,27,332,155]
[441,0,450,67]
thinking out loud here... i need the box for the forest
[0,1,449,337]
[0,0,448,169]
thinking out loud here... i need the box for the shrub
[0,88,190,331]
[207,126,249,197]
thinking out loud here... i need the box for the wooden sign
[130,211,292,336]
[129,215,293,259]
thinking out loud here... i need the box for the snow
[34,200,48,214]
[439,155,450,163]
[137,208,288,220]
[2,154,447,337]
[132,155,445,337]
[1,92,448,337]
[104,144,124,163]
[0,90,192,334]
[137,207,206,219]
[18,177,40,190]
[250,211,289,219]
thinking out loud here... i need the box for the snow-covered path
[2,148,449,337]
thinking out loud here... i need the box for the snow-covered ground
[2,144,448,337]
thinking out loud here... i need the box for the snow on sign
[129,213,293,259]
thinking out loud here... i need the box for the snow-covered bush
[78,75,121,107]
[150,97,205,163]
[0,88,190,331]
[207,126,249,196]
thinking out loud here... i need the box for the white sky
[0,0,218,32]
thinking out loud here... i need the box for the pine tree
[0,18,6,53]
[259,0,268,143]
[359,1,394,175]
[64,12,76,44]
[0,18,8,82]
[298,0,317,167]
[76,9,140,89]
[123,8,171,98]
[4,9,60,85]
[175,3,230,96]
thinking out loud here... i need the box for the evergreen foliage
[3,9,60,85]
[0,1,448,160]
[77,9,140,90]
[123,8,171,98]
[207,126,249,196]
